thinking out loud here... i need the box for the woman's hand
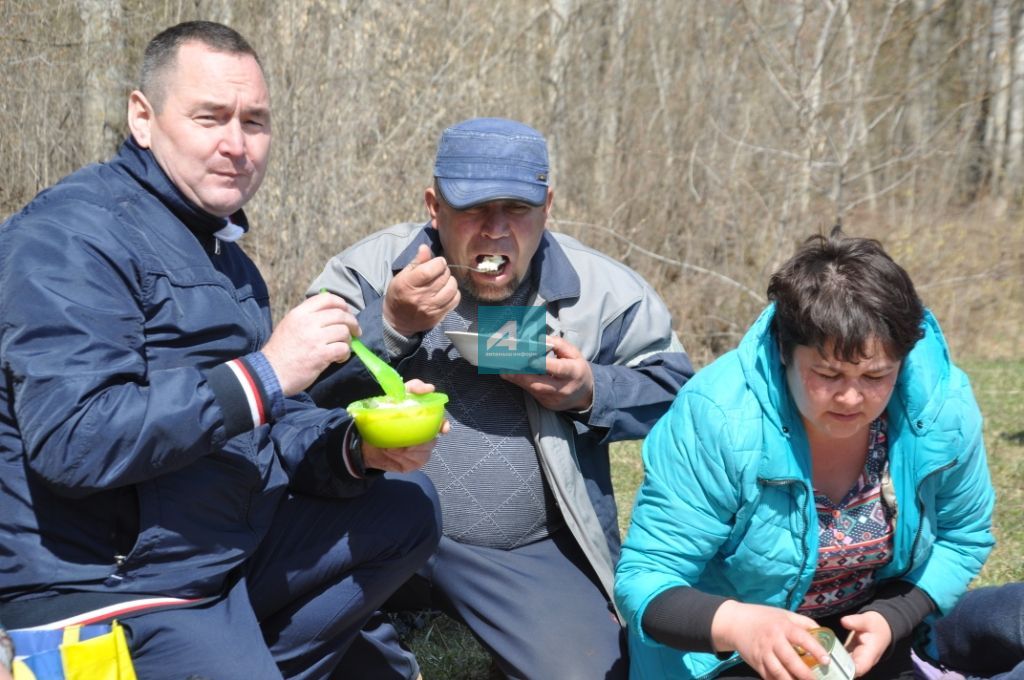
[711,601,827,680]
[840,610,891,676]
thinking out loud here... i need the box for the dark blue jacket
[0,139,359,618]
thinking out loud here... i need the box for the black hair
[767,225,925,364]
[140,21,261,110]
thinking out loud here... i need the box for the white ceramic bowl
[445,331,553,370]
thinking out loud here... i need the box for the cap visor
[437,178,547,210]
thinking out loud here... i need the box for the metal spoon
[447,262,504,274]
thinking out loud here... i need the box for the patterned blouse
[798,417,895,617]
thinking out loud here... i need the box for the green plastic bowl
[346,392,449,448]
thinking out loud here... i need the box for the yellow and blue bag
[9,621,136,680]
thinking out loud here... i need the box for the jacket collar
[111,136,250,239]
[737,306,798,440]
[392,224,581,302]
[891,311,950,434]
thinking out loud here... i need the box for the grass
[405,358,1024,678]
[964,359,1024,586]
[399,613,496,679]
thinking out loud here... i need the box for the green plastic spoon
[349,337,406,401]
[320,288,406,401]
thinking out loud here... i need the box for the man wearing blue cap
[309,117,693,679]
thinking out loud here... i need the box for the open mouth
[475,254,508,274]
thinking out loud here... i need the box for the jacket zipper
[758,476,812,610]
[895,458,957,579]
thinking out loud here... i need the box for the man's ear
[543,187,554,217]
[127,90,155,149]
[424,185,441,229]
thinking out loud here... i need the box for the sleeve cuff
[641,586,732,654]
[567,374,595,421]
[338,422,367,479]
[206,353,285,439]
[860,581,937,650]
[332,422,383,481]
[583,363,614,428]
[246,352,286,420]
[382,316,420,360]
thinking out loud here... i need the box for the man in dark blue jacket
[0,21,441,679]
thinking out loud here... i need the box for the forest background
[2,1,1022,676]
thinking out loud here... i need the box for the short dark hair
[140,21,261,110]
[767,226,925,364]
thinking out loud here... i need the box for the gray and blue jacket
[308,221,694,608]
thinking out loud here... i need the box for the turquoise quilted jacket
[615,306,995,679]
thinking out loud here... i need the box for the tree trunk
[841,1,877,212]
[988,0,1012,203]
[79,0,124,162]
[547,0,574,189]
[593,0,632,210]
[1007,3,1024,205]
[800,0,841,215]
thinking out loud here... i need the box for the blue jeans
[122,472,441,680]
[934,583,1024,679]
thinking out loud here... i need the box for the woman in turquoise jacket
[615,228,994,680]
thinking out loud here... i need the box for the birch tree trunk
[1007,2,1024,204]
[988,0,1012,202]
[547,0,574,189]
[841,2,877,212]
[908,0,935,148]
[800,0,841,215]
[958,1,991,202]
[79,0,124,162]
[593,0,632,210]
[906,0,937,216]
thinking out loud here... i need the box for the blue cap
[433,118,549,210]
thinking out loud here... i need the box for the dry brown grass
[549,205,1024,369]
